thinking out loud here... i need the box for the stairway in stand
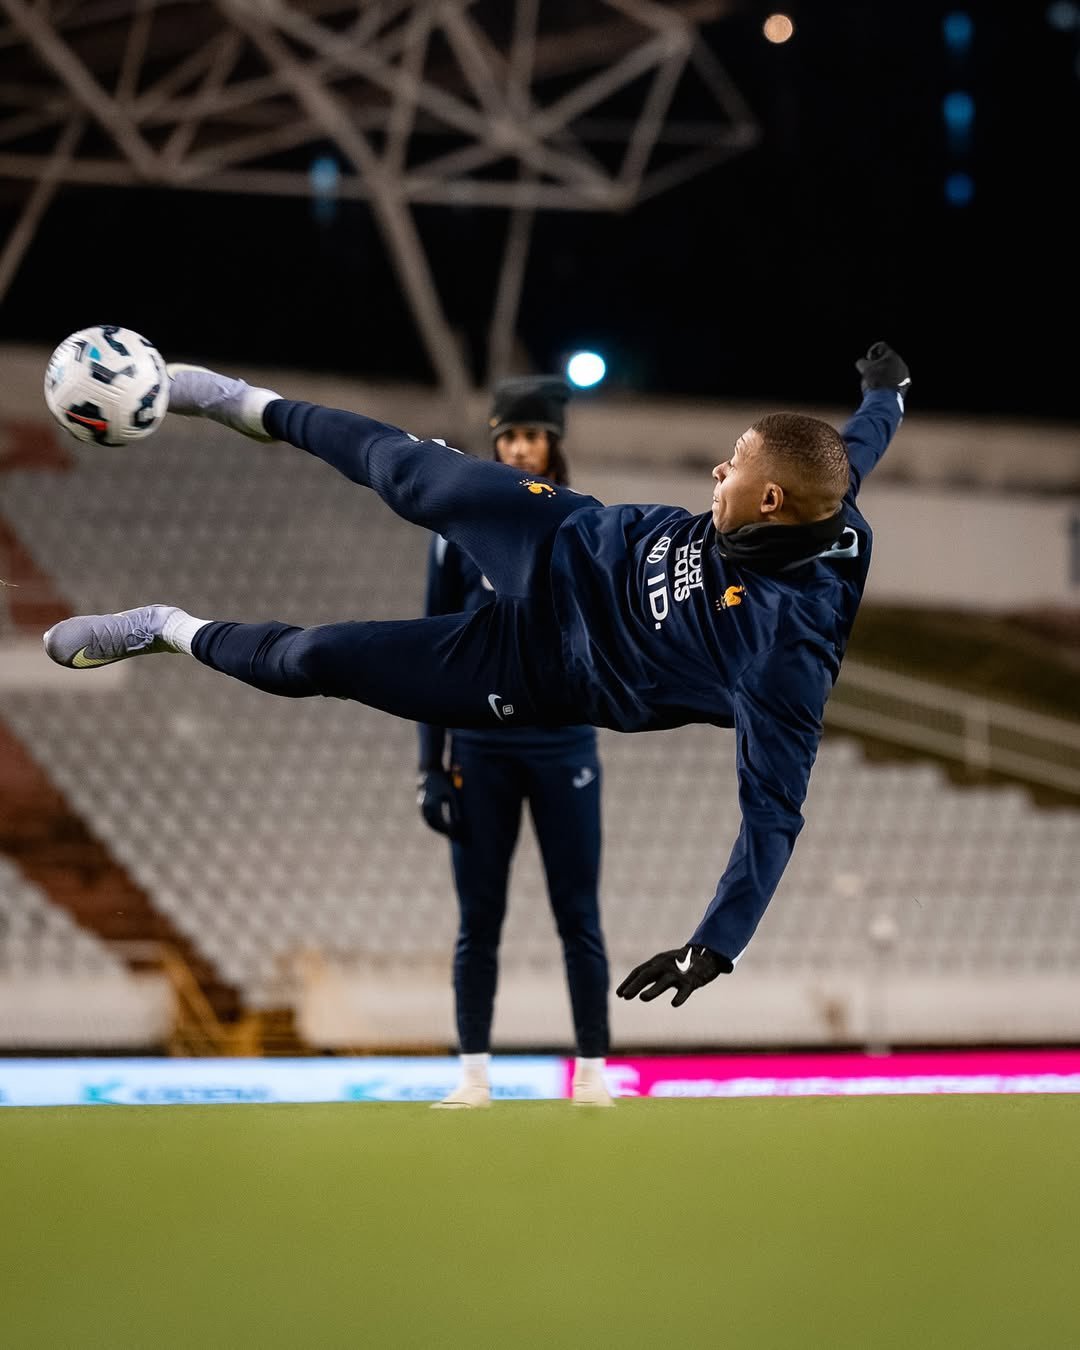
[0,718,243,1031]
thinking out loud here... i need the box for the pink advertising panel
[573,1049,1080,1099]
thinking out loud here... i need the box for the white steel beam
[0,0,159,177]
[0,105,72,147]
[221,0,472,403]
[0,0,756,403]
[114,0,154,105]
[506,0,538,119]
[232,0,614,196]
[486,182,533,388]
[438,1,508,124]
[383,1,431,176]
[616,43,689,193]
[0,115,83,302]
[160,28,242,169]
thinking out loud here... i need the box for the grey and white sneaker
[43,605,180,669]
[166,363,280,441]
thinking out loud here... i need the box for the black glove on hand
[616,944,731,1008]
[856,341,911,396]
[417,769,462,840]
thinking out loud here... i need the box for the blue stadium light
[1046,1,1079,32]
[942,91,975,132]
[566,351,607,388]
[942,11,974,54]
[942,90,975,151]
[309,155,340,198]
[944,171,975,207]
[309,155,340,225]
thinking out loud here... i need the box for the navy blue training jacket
[544,388,903,959]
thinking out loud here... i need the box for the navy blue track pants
[449,740,608,1056]
[192,400,600,729]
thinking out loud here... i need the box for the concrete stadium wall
[0,973,172,1048]
[295,961,1080,1051]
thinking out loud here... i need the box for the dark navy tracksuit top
[543,389,903,960]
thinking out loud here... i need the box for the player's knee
[456,913,505,950]
[282,625,345,696]
[556,909,605,948]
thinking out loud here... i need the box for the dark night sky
[2,1,1078,419]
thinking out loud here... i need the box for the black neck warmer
[714,509,847,574]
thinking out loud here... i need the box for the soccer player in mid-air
[44,342,911,1007]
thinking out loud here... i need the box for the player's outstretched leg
[165,364,279,441]
[43,605,197,667]
[44,599,572,732]
[165,364,601,598]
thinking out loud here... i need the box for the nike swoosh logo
[65,411,108,432]
[71,648,115,668]
[572,768,595,789]
[675,950,692,973]
[488,693,505,721]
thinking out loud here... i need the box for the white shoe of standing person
[431,1080,492,1110]
[572,1066,616,1107]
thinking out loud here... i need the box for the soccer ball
[44,325,169,446]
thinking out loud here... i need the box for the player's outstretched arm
[617,643,828,1006]
[844,341,911,497]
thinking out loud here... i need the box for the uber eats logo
[645,536,704,630]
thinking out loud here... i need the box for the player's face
[711,430,776,532]
[495,426,551,477]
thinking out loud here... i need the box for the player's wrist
[697,946,733,978]
[686,944,733,976]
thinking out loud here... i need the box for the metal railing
[112,940,311,1056]
[826,658,1080,796]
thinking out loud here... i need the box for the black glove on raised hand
[417,769,463,840]
[856,341,911,396]
[616,944,731,1008]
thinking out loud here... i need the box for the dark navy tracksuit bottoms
[191,399,598,732]
[449,737,607,1056]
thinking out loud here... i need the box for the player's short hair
[750,412,849,513]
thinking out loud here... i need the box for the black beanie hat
[489,375,572,441]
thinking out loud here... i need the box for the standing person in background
[416,377,613,1108]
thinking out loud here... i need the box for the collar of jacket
[713,508,848,575]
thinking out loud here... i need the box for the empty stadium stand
[2,408,1078,1050]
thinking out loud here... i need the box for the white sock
[460,1052,490,1084]
[574,1057,606,1081]
[161,608,211,655]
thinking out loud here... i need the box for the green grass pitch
[1,1096,1077,1348]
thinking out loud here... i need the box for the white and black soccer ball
[44,325,169,446]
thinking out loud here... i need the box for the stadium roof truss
[0,0,759,396]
